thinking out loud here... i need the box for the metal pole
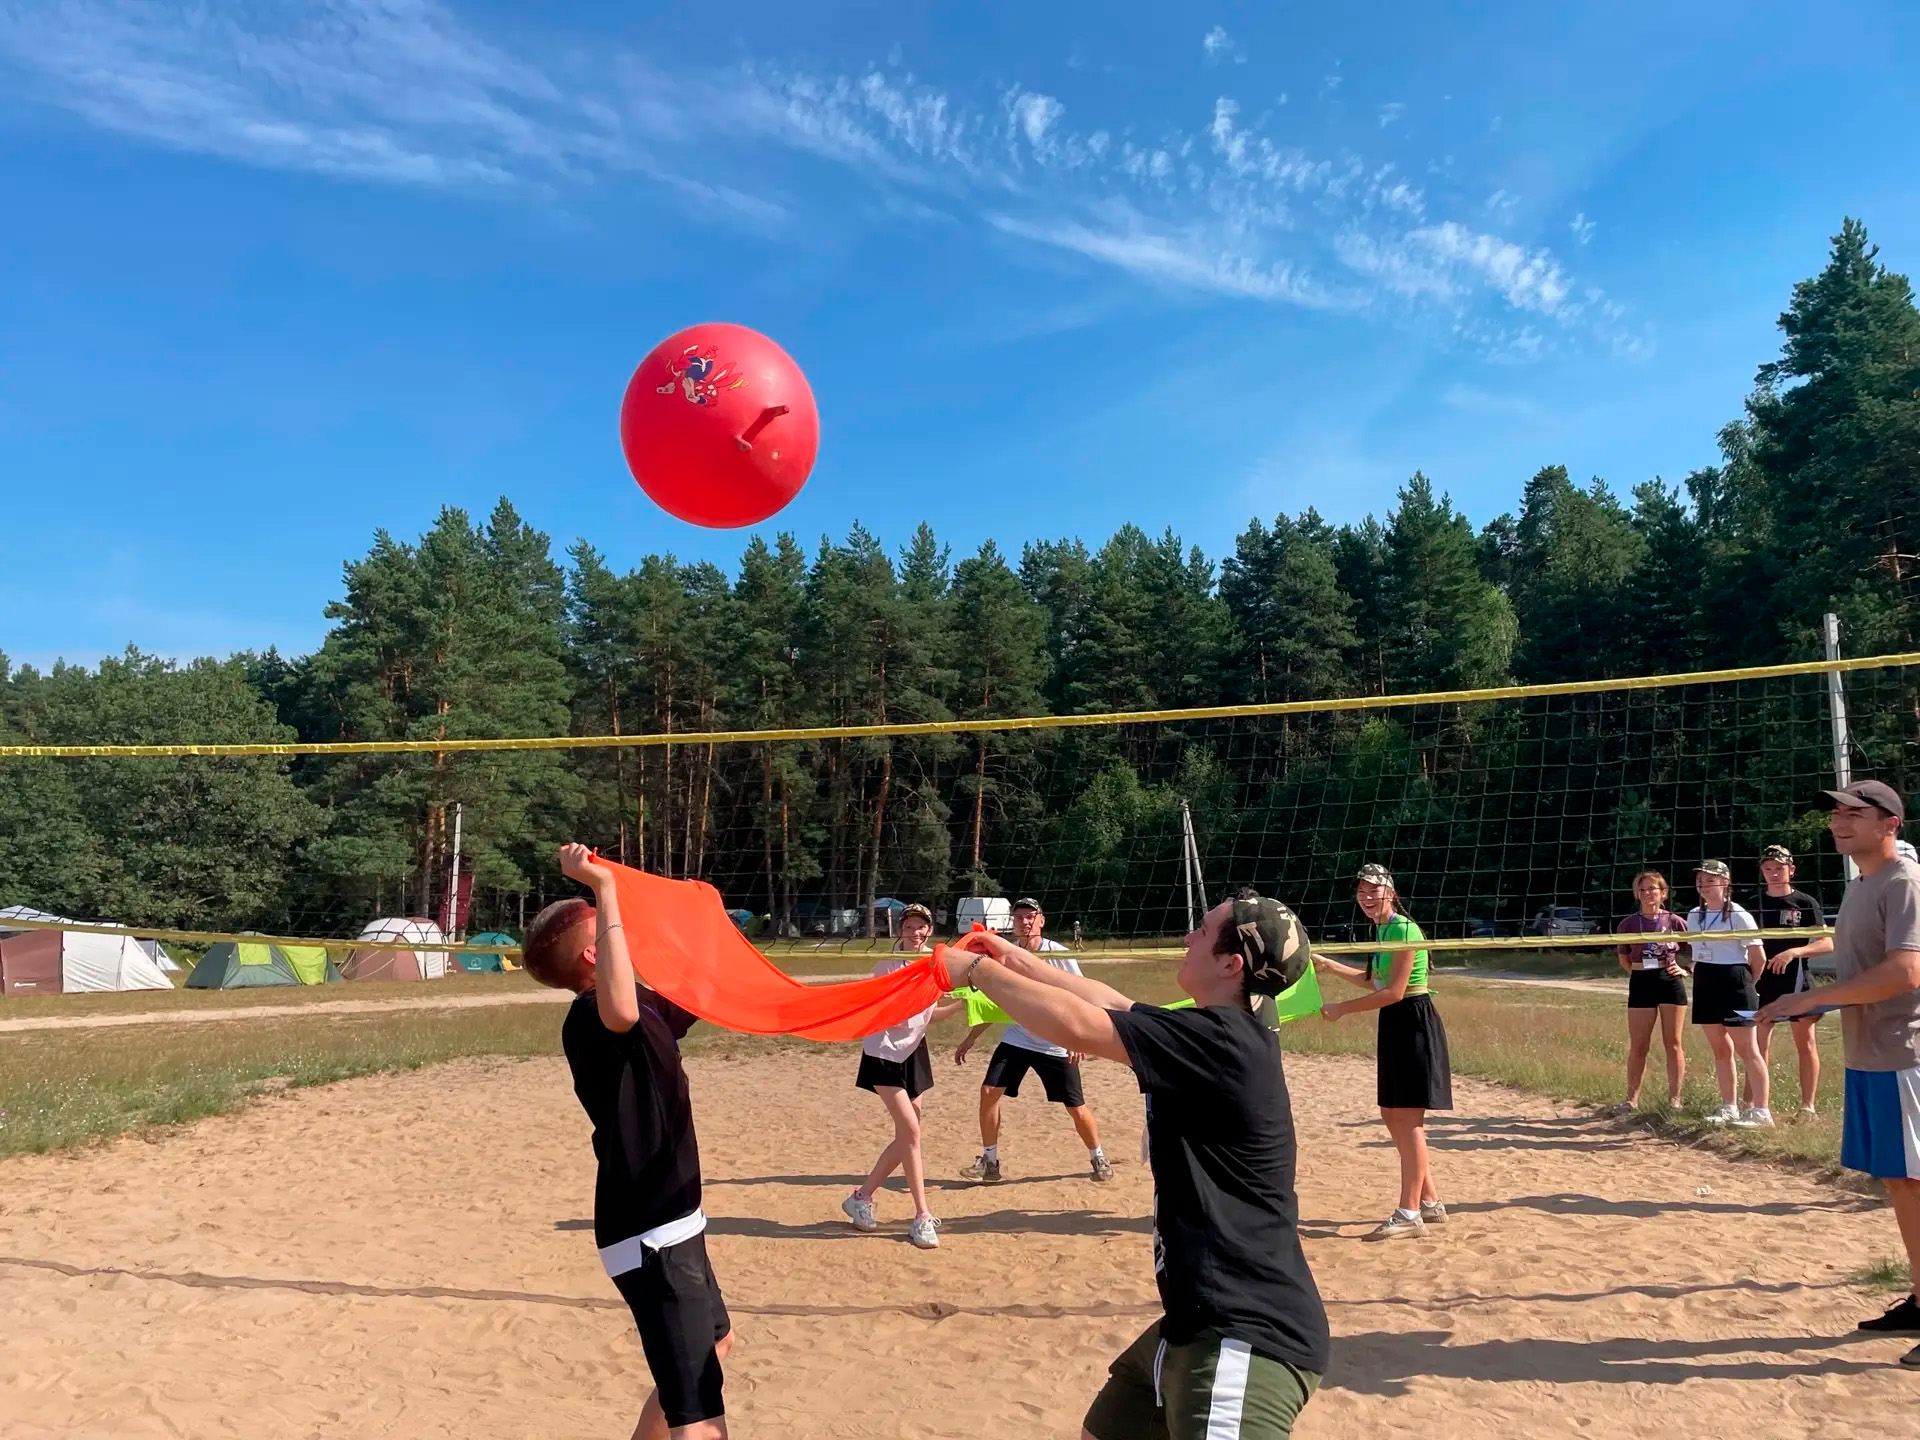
[445,802,465,938]
[1180,801,1197,933]
[1824,613,1858,882]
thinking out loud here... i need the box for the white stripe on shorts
[1205,1337,1253,1440]
[1896,1068,1920,1181]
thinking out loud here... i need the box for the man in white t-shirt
[956,897,1114,1183]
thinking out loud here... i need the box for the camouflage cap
[1760,845,1794,865]
[1228,888,1311,997]
[901,902,933,923]
[1356,863,1395,888]
[1696,859,1732,880]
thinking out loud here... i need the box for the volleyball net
[3,653,1916,960]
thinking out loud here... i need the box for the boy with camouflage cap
[948,888,1328,1439]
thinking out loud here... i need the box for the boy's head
[522,898,598,991]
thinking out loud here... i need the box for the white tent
[341,917,449,981]
[0,906,180,972]
[0,925,173,993]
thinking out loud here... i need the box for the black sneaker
[1860,1295,1920,1334]
[1903,1342,1920,1369]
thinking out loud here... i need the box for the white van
[954,896,1014,935]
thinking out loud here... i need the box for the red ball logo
[620,323,820,528]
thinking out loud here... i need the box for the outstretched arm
[958,930,1134,1010]
[948,949,1129,1065]
[1323,949,1412,1019]
[1316,955,1375,991]
[1759,949,1920,1022]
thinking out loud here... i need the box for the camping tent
[187,941,341,989]
[0,907,181,973]
[0,926,173,995]
[341,917,449,981]
[453,931,516,973]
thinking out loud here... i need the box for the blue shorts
[1841,1068,1920,1180]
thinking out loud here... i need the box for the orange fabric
[606,861,955,1041]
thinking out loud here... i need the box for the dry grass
[0,967,544,1019]
[0,961,1858,1178]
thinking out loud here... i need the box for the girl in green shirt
[1317,863,1454,1241]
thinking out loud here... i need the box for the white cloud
[1202,26,1241,63]
[1570,211,1595,245]
[0,2,1634,357]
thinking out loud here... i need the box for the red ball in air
[619,322,820,528]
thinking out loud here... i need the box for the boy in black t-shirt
[523,843,732,1440]
[949,888,1329,1440]
[1749,844,1831,1121]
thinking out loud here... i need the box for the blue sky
[3,0,1917,669]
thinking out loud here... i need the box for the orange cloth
[606,860,955,1041]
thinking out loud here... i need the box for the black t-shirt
[1109,1002,1330,1373]
[1754,889,1825,961]
[561,989,704,1249]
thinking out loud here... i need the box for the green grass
[0,968,548,1019]
[0,959,1859,1179]
[1437,948,1626,979]
[1853,1257,1914,1291]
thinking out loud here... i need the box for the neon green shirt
[1371,915,1430,994]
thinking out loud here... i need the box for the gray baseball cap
[1823,779,1906,822]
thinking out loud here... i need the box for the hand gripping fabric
[607,861,954,1041]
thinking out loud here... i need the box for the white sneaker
[841,1189,877,1232]
[1704,1103,1741,1127]
[1732,1107,1774,1129]
[908,1215,940,1249]
[1364,1211,1426,1242]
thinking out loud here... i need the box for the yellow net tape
[3,651,1912,759]
[0,914,1826,958]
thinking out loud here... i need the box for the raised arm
[559,843,640,1034]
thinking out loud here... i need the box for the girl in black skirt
[1606,870,1690,1115]
[1317,864,1453,1241]
[843,903,965,1248]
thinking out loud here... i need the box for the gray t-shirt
[1832,856,1920,1071]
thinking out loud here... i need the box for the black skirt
[1627,968,1689,1009]
[1691,963,1759,1027]
[1377,993,1452,1110]
[856,1041,934,1098]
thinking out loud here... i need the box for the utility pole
[1824,612,1858,882]
[445,802,465,938]
[1180,800,1207,934]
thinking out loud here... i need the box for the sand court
[0,1046,1913,1437]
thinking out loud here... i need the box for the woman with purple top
[1605,870,1689,1115]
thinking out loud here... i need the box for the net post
[1824,612,1858,882]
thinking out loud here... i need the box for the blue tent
[454,931,516,973]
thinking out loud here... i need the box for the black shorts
[1691,963,1759,1027]
[609,1232,731,1429]
[1755,957,1819,1016]
[1376,994,1452,1111]
[1627,968,1689,1010]
[984,1042,1086,1106]
[856,1041,935,1099]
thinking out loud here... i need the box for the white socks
[1089,1146,1106,1163]
[982,1145,998,1163]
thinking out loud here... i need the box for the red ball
[620,323,820,528]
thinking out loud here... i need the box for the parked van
[954,896,1014,935]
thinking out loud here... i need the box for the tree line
[4,220,1917,943]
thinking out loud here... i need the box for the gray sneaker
[1419,1200,1448,1226]
[1364,1212,1426,1242]
[1091,1154,1116,1182]
[961,1154,1002,1183]
[841,1189,877,1232]
[908,1215,941,1250]
[1732,1107,1774,1130]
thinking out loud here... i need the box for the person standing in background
[1607,870,1689,1115]
[1750,846,1828,1121]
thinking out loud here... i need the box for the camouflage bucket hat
[1229,889,1311,996]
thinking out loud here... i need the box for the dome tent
[341,917,449,981]
[0,926,173,995]
[454,932,516,973]
[187,940,341,989]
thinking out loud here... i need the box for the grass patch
[1852,1257,1914,1291]
[0,968,547,1020]
[1437,948,1625,980]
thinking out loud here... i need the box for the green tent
[187,941,341,989]
[454,932,517,973]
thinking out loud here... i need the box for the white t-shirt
[1001,939,1079,1058]
[861,952,936,1061]
[1686,904,1760,965]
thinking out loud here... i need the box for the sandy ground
[0,1048,1912,1438]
